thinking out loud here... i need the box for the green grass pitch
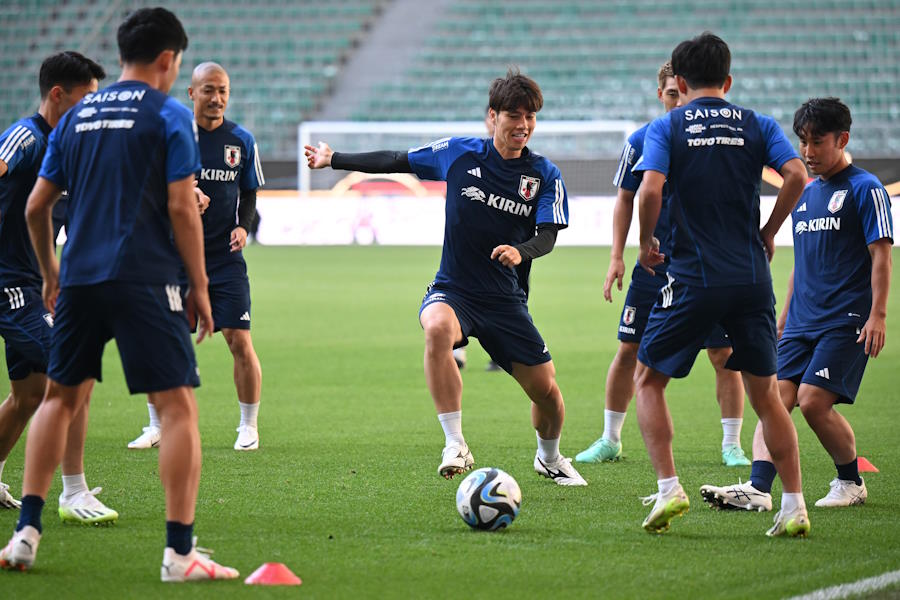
[1,245,898,599]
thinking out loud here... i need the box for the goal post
[297,120,639,193]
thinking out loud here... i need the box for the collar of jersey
[31,112,51,137]
[486,138,531,164]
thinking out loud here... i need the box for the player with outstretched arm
[305,68,587,486]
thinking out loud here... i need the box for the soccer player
[0,51,119,524]
[632,32,810,536]
[576,61,749,467]
[128,61,264,452]
[700,98,892,511]
[0,8,237,580]
[305,68,587,486]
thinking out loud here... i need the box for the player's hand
[638,237,665,276]
[603,255,626,302]
[185,285,214,344]
[230,226,248,252]
[491,244,522,267]
[760,227,776,262]
[857,314,886,358]
[193,180,210,215]
[303,141,333,169]
[41,262,60,315]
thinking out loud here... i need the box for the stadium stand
[0,0,385,158]
[1,1,898,161]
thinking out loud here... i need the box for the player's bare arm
[777,269,795,340]
[605,187,636,301]
[637,170,666,275]
[761,157,806,261]
[169,174,214,342]
[0,158,7,178]
[24,176,64,313]
[857,239,892,357]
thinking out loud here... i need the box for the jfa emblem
[224,145,241,169]
[828,190,847,214]
[623,305,636,325]
[518,175,540,202]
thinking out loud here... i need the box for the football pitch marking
[787,569,900,600]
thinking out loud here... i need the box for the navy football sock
[17,495,45,533]
[166,521,194,556]
[836,458,862,486]
[750,460,777,494]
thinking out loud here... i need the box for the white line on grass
[787,569,900,600]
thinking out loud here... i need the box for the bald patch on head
[191,61,227,85]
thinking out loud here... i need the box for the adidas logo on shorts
[239,312,250,321]
[815,367,830,380]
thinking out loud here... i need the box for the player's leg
[151,387,237,582]
[700,378,795,512]
[1,379,92,571]
[222,327,262,451]
[419,300,471,478]
[634,363,689,532]
[0,373,47,509]
[57,383,118,525]
[705,344,750,466]
[575,341,636,463]
[511,360,586,486]
[797,384,866,507]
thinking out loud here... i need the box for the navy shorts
[0,284,51,379]
[49,282,200,394]
[208,261,251,331]
[418,284,551,374]
[618,266,731,349]
[777,325,868,404]
[638,276,777,378]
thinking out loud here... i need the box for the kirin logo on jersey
[224,145,241,168]
[623,305,636,325]
[828,190,847,214]
[518,175,540,202]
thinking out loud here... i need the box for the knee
[706,347,731,371]
[798,394,831,423]
[225,332,257,363]
[616,342,639,368]
[422,318,457,352]
[7,392,42,416]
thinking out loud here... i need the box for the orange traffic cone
[244,562,302,586]
[857,456,879,473]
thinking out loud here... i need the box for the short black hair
[488,67,543,114]
[671,32,731,89]
[38,51,106,98]
[793,97,852,139]
[117,7,188,65]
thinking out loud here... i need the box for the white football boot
[700,479,773,512]
[814,478,867,507]
[58,487,119,525]
[0,525,40,571]
[160,538,239,582]
[438,443,474,479]
[0,482,21,509]
[234,425,259,451]
[127,426,161,449]
[534,453,587,486]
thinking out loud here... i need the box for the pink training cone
[857,456,879,473]
[244,562,302,586]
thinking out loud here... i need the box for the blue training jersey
[0,113,52,286]
[39,81,201,287]
[635,97,799,287]
[407,137,568,299]
[613,122,672,273]
[197,119,264,269]
[785,164,893,333]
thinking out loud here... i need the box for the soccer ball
[455,467,522,531]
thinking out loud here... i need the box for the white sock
[438,411,465,447]
[781,492,806,513]
[61,473,88,499]
[603,409,627,444]
[721,417,742,449]
[239,402,260,428]
[0,459,5,481]
[147,402,161,429]
[536,432,561,463]
[657,475,680,497]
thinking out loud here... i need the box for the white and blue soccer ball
[456,467,522,531]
